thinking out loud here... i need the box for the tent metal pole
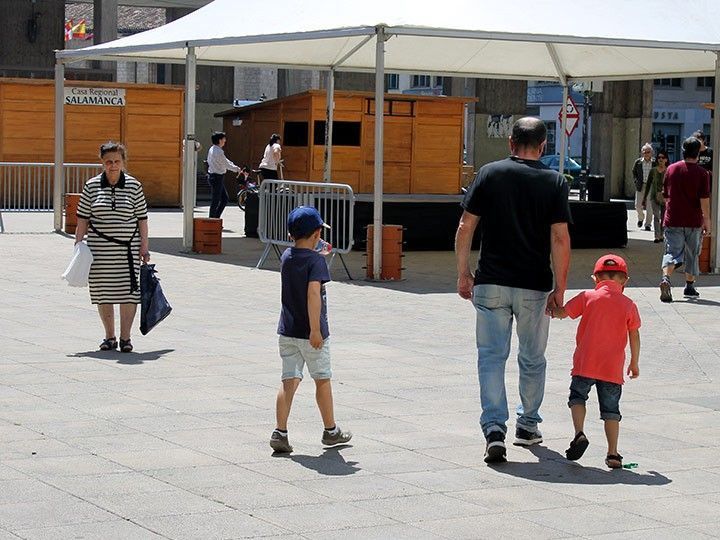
[711,52,720,272]
[323,68,335,182]
[559,84,568,176]
[182,46,197,250]
[372,26,386,280]
[53,60,65,232]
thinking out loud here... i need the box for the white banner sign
[64,87,126,106]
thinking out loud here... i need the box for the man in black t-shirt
[455,117,571,464]
[693,130,713,176]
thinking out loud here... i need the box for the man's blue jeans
[473,284,550,438]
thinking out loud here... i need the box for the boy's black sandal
[119,339,133,353]
[565,431,589,461]
[100,337,118,351]
[605,453,623,469]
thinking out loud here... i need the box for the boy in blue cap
[270,206,353,453]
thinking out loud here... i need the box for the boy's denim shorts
[568,375,622,421]
[279,335,331,380]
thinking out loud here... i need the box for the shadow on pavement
[489,445,672,486]
[273,446,361,476]
[68,349,175,364]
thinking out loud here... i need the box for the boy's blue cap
[287,206,330,238]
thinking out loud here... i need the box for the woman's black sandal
[119,339,133,353]
[605,454,623,469]
[100,337,118,351]
[565,431,589,461]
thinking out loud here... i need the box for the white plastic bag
[61,242,93,287]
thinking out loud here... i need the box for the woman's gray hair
[641,143,653,154]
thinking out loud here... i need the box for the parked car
[540,154,583,188]
[540,154,582,173]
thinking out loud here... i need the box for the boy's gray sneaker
[513,427,543,446]
[270,431,293,453]
[321,427,353,446]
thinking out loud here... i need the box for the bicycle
[237,168,262,211]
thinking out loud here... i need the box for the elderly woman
[258,133,282,180]
[74,142,149,353]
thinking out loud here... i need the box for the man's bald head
[510,117,547,152]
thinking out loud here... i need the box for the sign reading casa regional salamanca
[64,87,126,106]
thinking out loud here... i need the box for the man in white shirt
[207,131,240,219]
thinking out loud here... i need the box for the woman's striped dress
[77,172,148,305]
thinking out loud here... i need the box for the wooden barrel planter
[193,217,222,254]
[366,224,404,280]
[64,193,81,234]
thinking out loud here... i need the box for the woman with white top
[259,133,282,180]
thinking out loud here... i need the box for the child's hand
[627,362,639,379]
[309,330,324,350]
[547,306,567,319]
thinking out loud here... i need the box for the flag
[64,20,73,42]
[71,19,86,40]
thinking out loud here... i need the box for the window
[313,121,361,146]
[703,124,712,146]
[386,73,399,90]
[544,121,556,155]
[654,78,683,88]
[697,77,715,89]
[433,76,444,87]
[282,121,308,147]
[411,74,431,88]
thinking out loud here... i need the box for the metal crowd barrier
[0,162,101,232]
[257,179,355,279]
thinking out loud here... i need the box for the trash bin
[586,174,605,202]
[366,224,404,280]
[244,191,259,238]
[64,193,81,234]
[193,217,222,254]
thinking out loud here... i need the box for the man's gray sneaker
[484,431,507,464]
[513,427,543,446]
[321,427,353,446]
[660,279,673,303]
[270,430,293,453]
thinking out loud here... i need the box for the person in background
[207,131,240,219]
[259,133,282,180]
[693,130,713,177]
[642,149,669,243]
[659,136,711,302]
[75,142,149,353]
[632,143,655,230]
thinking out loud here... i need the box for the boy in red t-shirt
[550,254,641,469]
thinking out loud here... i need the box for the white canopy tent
[55,0,720,275]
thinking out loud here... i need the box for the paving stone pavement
[1,207,719,539]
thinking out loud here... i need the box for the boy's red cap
[593,254,628,275]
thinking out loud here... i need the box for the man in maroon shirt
[659,137,712,302]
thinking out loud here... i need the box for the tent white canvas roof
[54,0,720,274]
[58,0,720,80]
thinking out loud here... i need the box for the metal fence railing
[257,179,355,279]
[0,162,102,212]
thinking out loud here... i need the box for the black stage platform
[245,194,628,250]
[352,195,628,250]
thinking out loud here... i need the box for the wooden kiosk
[0,79,184,206]
[216,90,474,195]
